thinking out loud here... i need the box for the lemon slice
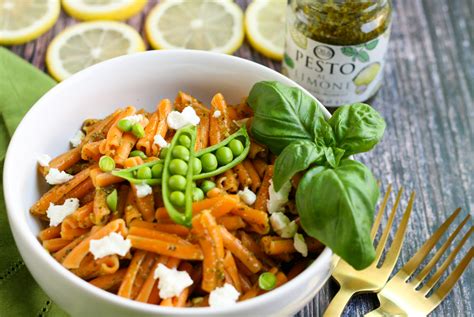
[62,0,146,21]
[145,0,244,54]
[46,21,146,81]
[245,0,286,60]
[0,0,60,45]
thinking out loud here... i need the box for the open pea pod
[193,126,250,180]
[111,160,162,185]
[162,125,197,227]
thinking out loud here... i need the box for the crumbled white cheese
[270,212,297,238]
[154,263,193,299]
[212,110,222,118]
[37,154,52,167]
[89,232,131,260]
[122,114,144,125]
[153,134,168,148]
[209,283,240,307]
[45,168,74,185]
[267,180,292,213]
[293,233,308,257]
[167,106,200,130]
[46,198,80,226]
[135,183,152,198]
[69,130,85,148]
[237,187,256,205]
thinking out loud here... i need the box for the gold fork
[365,208,473,316]
[324,185,416,317]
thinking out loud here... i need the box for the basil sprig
[248,81,386,270]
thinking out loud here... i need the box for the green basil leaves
[248,81,386,270]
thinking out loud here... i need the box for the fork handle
[364,308,386,317]
[323,287,356,317]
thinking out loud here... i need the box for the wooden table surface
[7,0,473,316]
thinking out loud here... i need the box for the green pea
[130,150,147,160]
[258,272,277,291]
[229,139,244,156]
[178,135,192,148]
[159,147,169,159]
[136,166,152,179]
[192,187,205,202]
[131,123,145,138]
[172,145,190,161]
[216,147,233,165]
[99,155,115,172]
[106,189,118,212]
[200,180,216,194]
[168,175,187,191]
[117,119,132,132]
[169,159,188,176]
[201,153,218,172]
[151,163,164,178]
[170,191,185,207]
[191,157,202,174]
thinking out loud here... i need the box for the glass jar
[283,0,392,107]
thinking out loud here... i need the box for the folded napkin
[0,47,68,316]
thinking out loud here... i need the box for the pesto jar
[283,0,392,107]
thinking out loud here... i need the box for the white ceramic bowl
[3,50,333,317]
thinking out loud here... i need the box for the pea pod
[161,125,197,227]
[111,160,162,185]
[193,126,250,180]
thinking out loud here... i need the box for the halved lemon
[61,0,146,21]
[46,21,146,81]
[245,0,286,60]
[145,0,244,54]
[0,0,60,45]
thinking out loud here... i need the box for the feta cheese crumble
[293,233,308,257]
[69,130,85,147]
[45,168,74,185]
[46,198,80,226]
[153,134,168,148]
[167,106,200,130]
[89,232,131,260]
[154,263,193,299]
[237,187,256,205]
[122,114,144,125]
[267,180,292,213]
[212,110,221,118]
[37,154,52,167]
[135,183,152,198]
[270,212,298,238]
[209,283,240,307]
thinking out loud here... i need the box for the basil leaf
[323,147,345,168]
[329,103,386,156]
[296,160,379,269]
[248,81,323,154]
[313,117,336,147]
[273,140,325,191]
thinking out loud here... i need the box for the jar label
[283,25,390,107]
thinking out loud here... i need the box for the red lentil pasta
[32,91,324,308]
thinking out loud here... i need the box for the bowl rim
[3,49,333,315]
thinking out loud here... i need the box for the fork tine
[371,184,393,241]
[412,215,471,288]
[429,247,473,307]
[379,191,415,272]
[374,187,404,261]
[421,225,473,295]
[400,208,462,279]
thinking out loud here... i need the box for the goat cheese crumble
[69,130,85,147]
[212,110,222,118]
[135,183,152,198]
[89,232,131,260]
[209,283,240,307]
[153,134,168,148]
[122,114,144,125]
[154,263,193,299]
[46,198,80,226]
[167,106,200,130]
[237,187,256,205]
[267,180,292,213]
[45,168,74,185]
[37,154,52,167]
[270,212,298,238]
[293,233,308,257]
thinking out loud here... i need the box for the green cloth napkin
[0,47,69,316]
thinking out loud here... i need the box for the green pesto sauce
[293,0,392,46]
